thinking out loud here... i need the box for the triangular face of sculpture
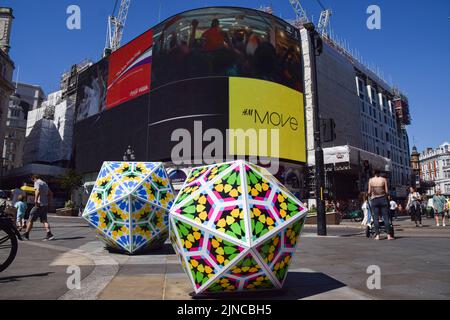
[169,161,308,294]
[83,162,175,254]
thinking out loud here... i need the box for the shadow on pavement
[0,272,54,284]
[33,225,90,229]
[53,237,86,241]
[339,232,365,238]
[106,243,176,256]
[192,271,346,300]
[145,243,176,255]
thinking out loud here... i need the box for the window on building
[445,184,450,194]
[371,89,377,106]
[11,109,20,118]
[358,79,365,99]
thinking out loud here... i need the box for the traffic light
[321,118,336,143]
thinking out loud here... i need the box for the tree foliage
[60,169,83,194]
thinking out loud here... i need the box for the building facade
[301,28,412,200]
[14,82,45,110]
[3,83,45,172]
[0,8,15,178]
[410,145,421,189]
[21,60,91,168]
[23,90,75,166]
[419,142,450,196]
[356,77,411,197]
[3,93,27,171]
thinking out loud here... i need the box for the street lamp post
[304,22,327,236]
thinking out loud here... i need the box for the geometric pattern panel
[169,160,308,294]
[83,162,175,254]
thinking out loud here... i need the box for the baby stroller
[365,202,395,238]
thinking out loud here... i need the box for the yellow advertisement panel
[229,77,306,163]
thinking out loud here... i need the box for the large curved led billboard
[106,29,153,109]
[74,7,306,173]
[151,7,303,91]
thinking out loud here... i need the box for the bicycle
[0,211,22,272]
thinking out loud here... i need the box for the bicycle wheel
[0,223,18,272]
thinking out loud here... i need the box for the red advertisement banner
[106,29,153,109]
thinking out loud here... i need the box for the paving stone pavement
[1,216,449,300]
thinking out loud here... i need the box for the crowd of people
[360,171,449,241]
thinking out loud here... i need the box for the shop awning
[308,145,391,172]
[21,186,35,193]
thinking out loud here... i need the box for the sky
[3,0,450,152]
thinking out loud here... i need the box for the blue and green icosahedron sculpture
[82,162,175,254]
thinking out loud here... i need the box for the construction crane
[317,9,332,37]
[288,0,309,28]
[316,0,332,37]
[287,0,331,36]
[104,0,131,57]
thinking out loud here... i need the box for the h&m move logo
[242,108,299,131]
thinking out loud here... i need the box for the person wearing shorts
[14,195,27,231]
[22,175,55,241]
[433,190,447,227]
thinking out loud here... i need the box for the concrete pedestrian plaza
[1,215,449,300]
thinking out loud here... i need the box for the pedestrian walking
[389,196,398,222]
[447,197,450,217]
[14,195,27,231]
[368,170,394,240]
[361,192,372,227]
[426,196,435,219]
[433,190,447,227]
[406,187,422,227]
[22,175,55,241]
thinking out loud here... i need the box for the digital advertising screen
[74,94,150,173]
[147,77,229,162]
[152,7,303,92]
[74,7,306,174]
[229,77,306,163]
[106,29,153,109]
[75,58,109,122]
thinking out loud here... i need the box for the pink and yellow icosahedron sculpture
[83,162,175,254]
[169,161,308,294]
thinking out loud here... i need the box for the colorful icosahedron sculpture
[169,161,308,294]
[82,162,175,254]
